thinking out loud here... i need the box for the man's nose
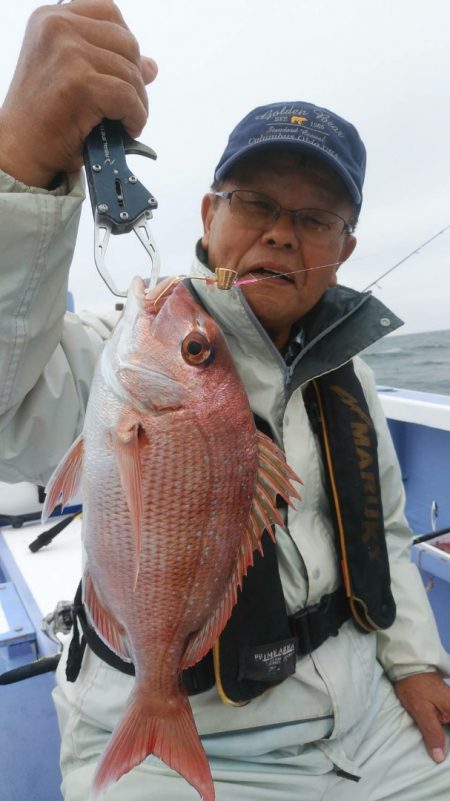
[261,210,300,250]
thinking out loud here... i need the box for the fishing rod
[362,223,450,292]
[412,526,450,545]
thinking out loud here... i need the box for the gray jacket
[1,171,449,772]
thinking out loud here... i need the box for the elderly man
[0,3,449,800]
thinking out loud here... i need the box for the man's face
[201,154,357,350]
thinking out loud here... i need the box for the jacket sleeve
[0,170,117,486]
[353,356,450,680]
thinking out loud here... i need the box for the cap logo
[214,102,366,205]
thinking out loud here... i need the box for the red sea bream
[43,277,301,801]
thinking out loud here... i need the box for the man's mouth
[248,267,295,283]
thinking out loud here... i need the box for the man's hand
[0,1,158,188]
[395,672,450,763]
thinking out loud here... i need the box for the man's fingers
[48,13,151,121]
[61,0,128,28]
[66,16,142,65]
[416,710,445,762]
[57,5,155,126]
[141,57,158,85]
[86,74,148,138]
[412,706,446,762]
[394,672,450,764]
[0,1,158,185]
[81,47,149,114]
[431,747,446,764]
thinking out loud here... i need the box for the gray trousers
[53,650,450,801]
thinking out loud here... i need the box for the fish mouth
[247,266,296,283]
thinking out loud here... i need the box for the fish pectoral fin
[42,433,84,523]
[83,570,132,662]
[113,419,144,584]
[180,434,302,671]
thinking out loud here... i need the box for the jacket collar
[189,242,403,400]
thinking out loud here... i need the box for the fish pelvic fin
[113,419,144,586]
[93,691,214,801]
[181,432,302,670]
[42,433,84,523]
[83,570,131,663]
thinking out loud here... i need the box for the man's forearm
[0,172,84,415]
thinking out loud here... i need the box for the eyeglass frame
[212,189,355,237]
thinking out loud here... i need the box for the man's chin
[243,295,296,339]
[243,284,298,314]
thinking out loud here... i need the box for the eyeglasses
[213,189,354,245]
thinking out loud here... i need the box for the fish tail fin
[93,691,214,801]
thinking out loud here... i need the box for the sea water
[362,328,450,396]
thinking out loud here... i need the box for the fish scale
[43,277,302,801]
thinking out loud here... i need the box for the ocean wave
[358,330,449,395]
[409,359,449,369]
[366,348,404,357]
[419,343,449,350]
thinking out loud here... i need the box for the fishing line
[233,261,344,286]
[187,259,353,291]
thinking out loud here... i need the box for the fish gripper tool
[84,119,160,297]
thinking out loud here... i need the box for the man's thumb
[141,56,158,84]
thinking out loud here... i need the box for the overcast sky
[2,0,450,334]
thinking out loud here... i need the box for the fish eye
[181,332,213,365]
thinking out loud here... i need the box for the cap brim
[215,140,362,205]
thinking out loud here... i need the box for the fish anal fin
[113,418,144,585]
[93,691,214,801]
[42,434,84,523]
[83,570,130,662]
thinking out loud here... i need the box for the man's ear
[341,234,357,263]
[201,194,215,249]
[329,235,357,287]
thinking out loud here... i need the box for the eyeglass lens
[228,190,348,244]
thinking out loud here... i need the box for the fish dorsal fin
[42,434,84,523]
[113,419,144,588]
[180,431,302,670]
[83,569,131,662]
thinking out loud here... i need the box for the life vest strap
[290,585,350,656]
[65,581,350,693]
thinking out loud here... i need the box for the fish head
[102,277,243,415]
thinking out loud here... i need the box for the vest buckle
[289,587,350,656]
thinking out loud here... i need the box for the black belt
[65,582,350,691]
[290,585,350,656]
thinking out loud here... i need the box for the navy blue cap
[214,101,366,206]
